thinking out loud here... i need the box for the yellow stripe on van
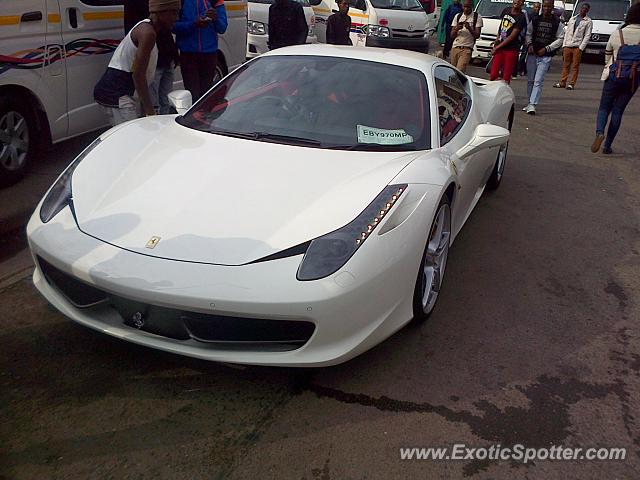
[0,15,21,26]
[48,13,61,23]
[226,3,248,11]
[312,7,332,14]
[349,11,369,18]
[83,11,125,21]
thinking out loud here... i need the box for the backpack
[609,29,640,92]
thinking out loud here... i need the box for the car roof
[261,45,442,74]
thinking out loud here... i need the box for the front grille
[38,256,315,351]
[391,28,425,38]
[38,257,108,308]
[481,34,496,41]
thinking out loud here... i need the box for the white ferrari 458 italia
[28,45,514,366]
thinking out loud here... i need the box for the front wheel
[0,97,38,188]
[486,110,513,191]
[413,198,452,322]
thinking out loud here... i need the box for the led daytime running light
[355,186,404,245]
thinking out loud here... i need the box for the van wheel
[0,97,37,188]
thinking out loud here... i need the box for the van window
[574,0,629,21]
[434,66,471,145]
[370,0,426,11]
[475,0,511,19]
[80,0,124,5]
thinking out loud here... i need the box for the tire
[0,96,38,188]
[486,109,513,191]
[412,196,452,322]
[212,56,227,85]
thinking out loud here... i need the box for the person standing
[124,0,179,114]
[326,0,352,45]
[174,0,228,101]
[449,0,482,72]
[490,0,527,84]
[554,3,592,90]
[531,1,541,18]
[94,0,180,126]
[523,0,563,114]
[591,3,640,154]
[442,0,463,58]
[268,0,308,50]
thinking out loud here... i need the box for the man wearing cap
[94,0,180,125]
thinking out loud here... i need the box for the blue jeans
[526,55,552,106]
[596,77,637,149]
[149,65,175,114]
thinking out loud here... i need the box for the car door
[57,0,124,137]
[433,65,487,232]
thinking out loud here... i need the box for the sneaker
[526,104,536,115]
[602,146,613,154]
[566,84,574,90]
[522,105,528,111]
[591,134,605,153]
[553,83,564,88]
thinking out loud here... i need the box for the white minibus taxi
[311,0,434,51]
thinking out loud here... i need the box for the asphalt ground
[1,58,640,479]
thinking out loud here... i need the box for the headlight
[247,20,267,35]
[367,25,391,38]
[40,137,102,223]
[297,184,407,281]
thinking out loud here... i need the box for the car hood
[72,117,422,265]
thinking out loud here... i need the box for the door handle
[69,8,78,28]
[21,11,43,22]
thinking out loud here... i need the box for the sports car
[27,45,514,366]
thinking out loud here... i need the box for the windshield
[476,0,513,18]
[178,56,431,151]
[370,0,426,11]
[574,0,628,21]
[249,0,311,5]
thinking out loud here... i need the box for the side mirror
[455,123,510,159]
[168,90,193,115]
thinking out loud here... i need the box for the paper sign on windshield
[357,125,414,145]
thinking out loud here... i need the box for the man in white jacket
[554,3,592,90]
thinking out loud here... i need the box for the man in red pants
[490,0,528,84]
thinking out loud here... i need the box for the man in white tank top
[94,0,180,126]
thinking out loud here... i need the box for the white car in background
[28,45,514,367]
[246,0,317,57]
[575,0,631,60]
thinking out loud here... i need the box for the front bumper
[27,187,438,366]
[583,41,607,56]
[365,36,429,54]
[473,37,494,59]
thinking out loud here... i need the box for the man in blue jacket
[174,0,228,101]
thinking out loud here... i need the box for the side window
[309,0,323,5]
[80,0,124,5]
[434,65,471,145]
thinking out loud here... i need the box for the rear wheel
[486,108,513,191]
[0,97,37,188]
[413,197,452,322]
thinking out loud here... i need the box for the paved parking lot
[1,60,639,479]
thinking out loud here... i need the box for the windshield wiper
[326,143,421,151]
[209,130,322,147]
[251,132,323,147]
